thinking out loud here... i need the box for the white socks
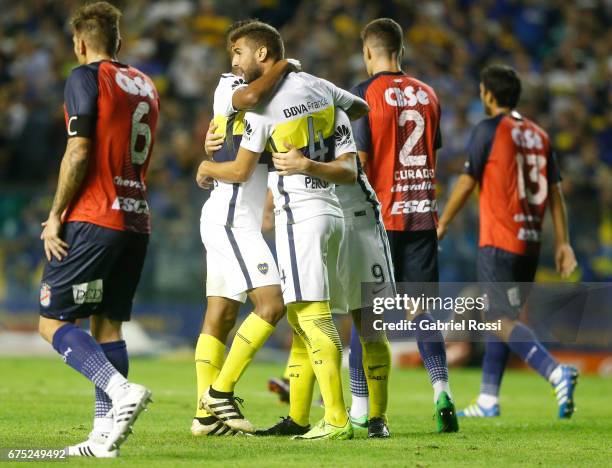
[477,393,498,409]
[433,381,452,403]
[349,395,369,419]
[105,373,129,402]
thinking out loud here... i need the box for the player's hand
[436,222,448,241]
[204,121,223,157]
[272,143,309,176]
[555,243,577,278]
[285,58,302,73]
[196,161,214,189]
[40,214,68,262]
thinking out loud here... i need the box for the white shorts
[275,214,345,308]
[337,214,395,312]
[201,222,280,303]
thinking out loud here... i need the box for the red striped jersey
[351,71,441,231]
[464,111,561,256]
[63,60,159,234]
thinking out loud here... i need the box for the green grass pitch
[1,357,611,467]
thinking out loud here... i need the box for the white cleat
[68,431,118,458]
[201,388,255,433]
[106,383,152,450]
[191,417,243,436]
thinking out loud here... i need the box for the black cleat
[255,416,310,436]
[368,417,390,438]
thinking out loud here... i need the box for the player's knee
[38,318,62,344]
[255,301,285,326]
[203,306,238,341]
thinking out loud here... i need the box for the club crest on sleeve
[40,282,51,307]
[257,263,269,275]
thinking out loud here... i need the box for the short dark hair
[70,1,122,56]
[228,21,284,60]
[480,64,522,108]
[361,18,403,56]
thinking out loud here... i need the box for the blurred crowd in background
[1,0,611,312]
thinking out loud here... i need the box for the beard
[242,62,263,83]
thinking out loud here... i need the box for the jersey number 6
[130,101,152,165]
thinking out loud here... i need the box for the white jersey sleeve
[240,111,273,154]
[333,108,357,156]
[213,73,247,117]
[319,78,356,112]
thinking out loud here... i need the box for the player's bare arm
[41,136,92,261]
[436,173,477,241]
[344,96,369,121]
[549,182,577,278]
[272,144,357,184]
[233,58,300,110]
[197,147,260,185]
[357,150,369,168]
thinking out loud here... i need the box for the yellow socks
[194,334,225,418]
[286,311,316,427]
[213,313,275,393]
[361,336,391,419]
[289,301,347,427]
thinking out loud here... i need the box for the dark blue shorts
[387,229,439,299]
[477,246,539,320]
[387,229,439,282]
[39,222,148,322]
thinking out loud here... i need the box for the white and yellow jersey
[240,72,357,224]
[332,108,382,221]
[202,73,269,230]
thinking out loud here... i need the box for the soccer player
[192,21,302,437]
[255,107,393,439]
[198,21,369,440]
[350,18,458,432]
[37,2,158,458]
[437,64,579,419]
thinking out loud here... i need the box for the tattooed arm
[41,137,91,261]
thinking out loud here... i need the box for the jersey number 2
[130,101,152,165]
[398,109,426,166]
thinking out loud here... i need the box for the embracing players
[198,21,369,440]
[437,64,579,419]
[191,20,302,436]
[349,18,458,432]
[38,2,158,458]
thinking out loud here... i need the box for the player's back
[352,72,441,231]
[467,112,558,256]
[202,73,269,231]
[64,60,160,234]
[242,72,343,223]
